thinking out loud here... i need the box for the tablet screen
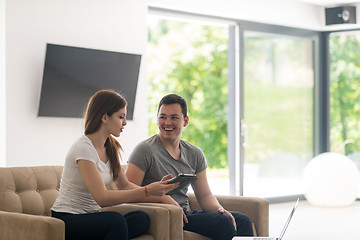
[166,173,197,195]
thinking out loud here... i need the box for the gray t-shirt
[128,134,207,210]
[51,135,113,214]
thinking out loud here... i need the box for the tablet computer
[166,173,197,195]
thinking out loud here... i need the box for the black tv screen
[38,43,141,119]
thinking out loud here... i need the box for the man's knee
[235,212,251,224]
[231,212,254,236]
[213,213,236,239]
[235,212,252,224]
[216,213,234,225]
[214,213,235,232]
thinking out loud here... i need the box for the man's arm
[121,163,145,188]
[191,169,222,211]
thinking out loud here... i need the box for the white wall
[148,0,360,31]
[0,0,5,166]
[5,0,148,166]
[4,0,360,167]
[148,0,323,30]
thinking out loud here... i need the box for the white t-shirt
[51,135,113,214]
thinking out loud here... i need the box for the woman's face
[103,107,127,137]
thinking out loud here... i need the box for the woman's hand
[145,180,179,197]
[161,173,174,181]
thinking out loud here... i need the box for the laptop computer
[233,198,299,240]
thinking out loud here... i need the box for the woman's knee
[100,212,129,239]
[137,210,150,226]
[102,211,127,228]
[125,210,149,223]
[125,210,150,239]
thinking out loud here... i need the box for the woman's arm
[125,163,182,205]
[125,163,188,223]
[77,160,178,207]
[116,165,143,190]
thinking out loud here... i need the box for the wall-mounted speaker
[325,6,356,25]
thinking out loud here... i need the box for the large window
[147,15,230,194]
[241,31,315,198]
[147,9,318,200]
[329,31,360,197]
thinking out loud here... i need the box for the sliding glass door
[329,31,360,197]
[147,8,320,200]
[241,31,315,198]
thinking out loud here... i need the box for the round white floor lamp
[302,152,359,207]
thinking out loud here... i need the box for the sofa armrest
[137,203,184,240]
[216,195,269,236]
[0,210,65,240]
[102,203,175,240]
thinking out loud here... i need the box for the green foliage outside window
[330,33,360,155]
[147,19,228,169]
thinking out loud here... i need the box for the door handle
[241,119,248,147]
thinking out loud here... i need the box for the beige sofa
[0,166,269,240]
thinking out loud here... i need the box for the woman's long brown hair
[83,89,126,181]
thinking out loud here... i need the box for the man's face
[157,103,188,142]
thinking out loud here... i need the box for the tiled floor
[269,200,360,240]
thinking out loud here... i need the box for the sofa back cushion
[0,166,62,216]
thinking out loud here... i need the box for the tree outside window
[147,16,229,184]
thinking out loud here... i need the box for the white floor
[269,200,360,240]
[203,175,360,239]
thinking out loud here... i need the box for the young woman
[51,89,179,240]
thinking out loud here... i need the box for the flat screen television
[38,43,141,119]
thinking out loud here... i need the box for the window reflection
[243,32,314,198]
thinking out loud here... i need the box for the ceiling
[294,0,359,6]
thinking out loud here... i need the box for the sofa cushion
[0,166,62,216]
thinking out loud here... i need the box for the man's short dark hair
[158,94,187,118]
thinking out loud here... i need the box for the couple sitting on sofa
[51,90,254,240]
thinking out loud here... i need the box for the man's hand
[217,208,236,230]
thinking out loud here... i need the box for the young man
[126,94,253,240]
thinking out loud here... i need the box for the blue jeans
[184,210,254,240]
[52,210,149,240]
